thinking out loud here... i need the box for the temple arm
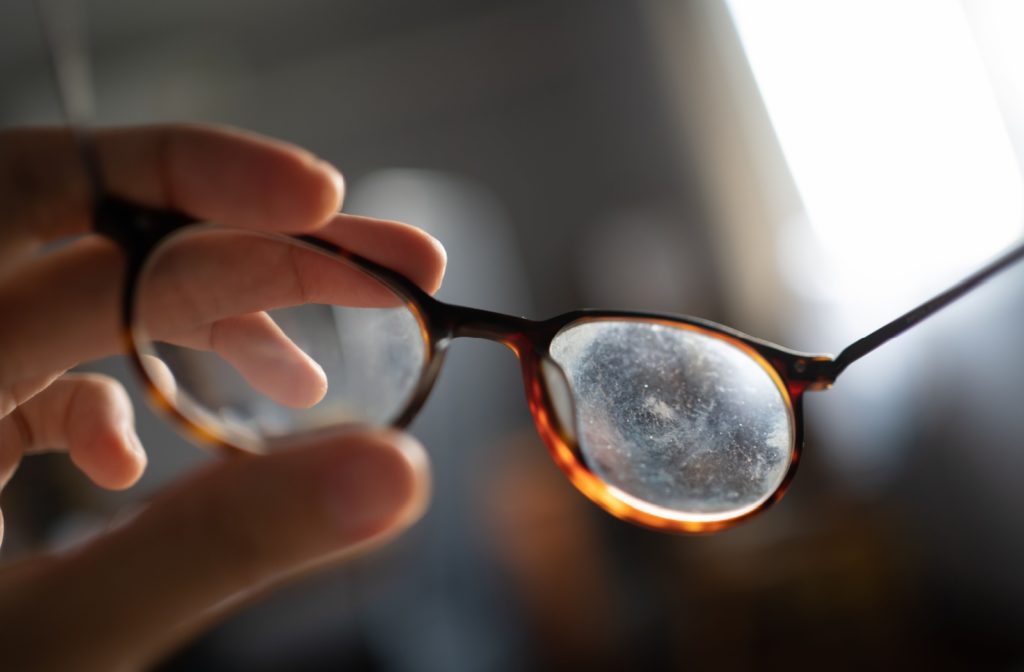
[830,238,1024,380]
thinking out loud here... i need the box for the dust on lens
[549,320,794,517]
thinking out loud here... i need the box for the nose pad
[539,358,580,445]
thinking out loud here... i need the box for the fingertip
[424,234,447,295]
[56,373,145,490]
[295,358,329,408]
[121,429,149,486]
[275,357,328,409]
[214,313,330,409]
[289,158,345,233]
[277,345,330,409]
[378,429,432,529]
[256,150,343,233]
[319,160,346,219]
[319,215,448,295]
[320,430,431,544]
[402,228,447,296]
[388,223,447,294]
[71,425,148,491]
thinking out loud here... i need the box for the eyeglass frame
[93,193,1024,533]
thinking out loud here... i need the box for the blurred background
[3,0,1024,669]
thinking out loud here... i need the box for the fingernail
[322,434,425,542]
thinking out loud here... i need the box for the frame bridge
[442,303,539,346]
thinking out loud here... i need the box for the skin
[0,124,446,670]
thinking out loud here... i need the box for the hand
[0,125,445,670]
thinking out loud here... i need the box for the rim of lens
[536,315,799,533]
[125,224,434,455]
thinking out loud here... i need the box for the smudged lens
[549,319,794,518]
[130,225,428,452]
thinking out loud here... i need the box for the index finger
[0,124,344,246]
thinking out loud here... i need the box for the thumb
[1,428,429,672]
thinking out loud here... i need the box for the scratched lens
[548,319,795,519]
[130,225,427,452]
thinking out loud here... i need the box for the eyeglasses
[39,0,1024,534]
[101,216,1021,533]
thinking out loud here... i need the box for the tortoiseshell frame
[99,192,1024,533]
[99,195,842,534]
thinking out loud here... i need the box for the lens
[549,319,794,519]
[131,225,428,451]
